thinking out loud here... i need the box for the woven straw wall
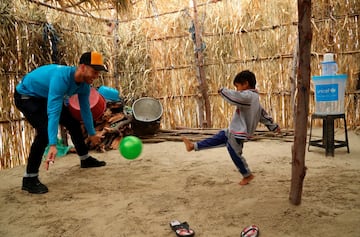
[1,0,359,169]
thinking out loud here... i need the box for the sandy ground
[0,128,359,237]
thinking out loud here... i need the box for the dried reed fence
[0,0,359,169]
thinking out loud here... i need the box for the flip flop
[240,224,259,237]
[169,220,195,237]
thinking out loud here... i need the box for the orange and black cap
[79,51,108,72]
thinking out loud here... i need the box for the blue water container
[97,86,121,102]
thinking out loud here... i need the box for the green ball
[119,136,143,160]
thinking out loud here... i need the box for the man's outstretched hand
[45,145,57,170]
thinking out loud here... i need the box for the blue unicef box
[312,74,347,114]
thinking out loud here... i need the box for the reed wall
[1,0,359,169]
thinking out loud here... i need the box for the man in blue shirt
[14,51,108,194]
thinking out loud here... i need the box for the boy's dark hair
[233,70,256,89]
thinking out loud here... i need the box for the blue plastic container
[98,86,121,102]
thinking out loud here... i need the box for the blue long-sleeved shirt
[16,64,96,145]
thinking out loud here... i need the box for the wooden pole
[114,21,120,89]
[113,6,120,89]
[192,0,212,128]
[289,0,312,205]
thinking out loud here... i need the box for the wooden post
[113,15,120,89]
[289,0,312,205]
[192,0,212,128]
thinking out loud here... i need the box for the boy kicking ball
[182,70,280,186]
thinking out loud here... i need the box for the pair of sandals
[170,220,259,237]
[169,220,195,237]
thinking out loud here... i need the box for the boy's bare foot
[239,174,254,185]
[181,136,194,152]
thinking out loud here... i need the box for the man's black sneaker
[22,176,48,194]
[81,156,106,168]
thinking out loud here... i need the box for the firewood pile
[76,99,295,153]
[83,102,134,152]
